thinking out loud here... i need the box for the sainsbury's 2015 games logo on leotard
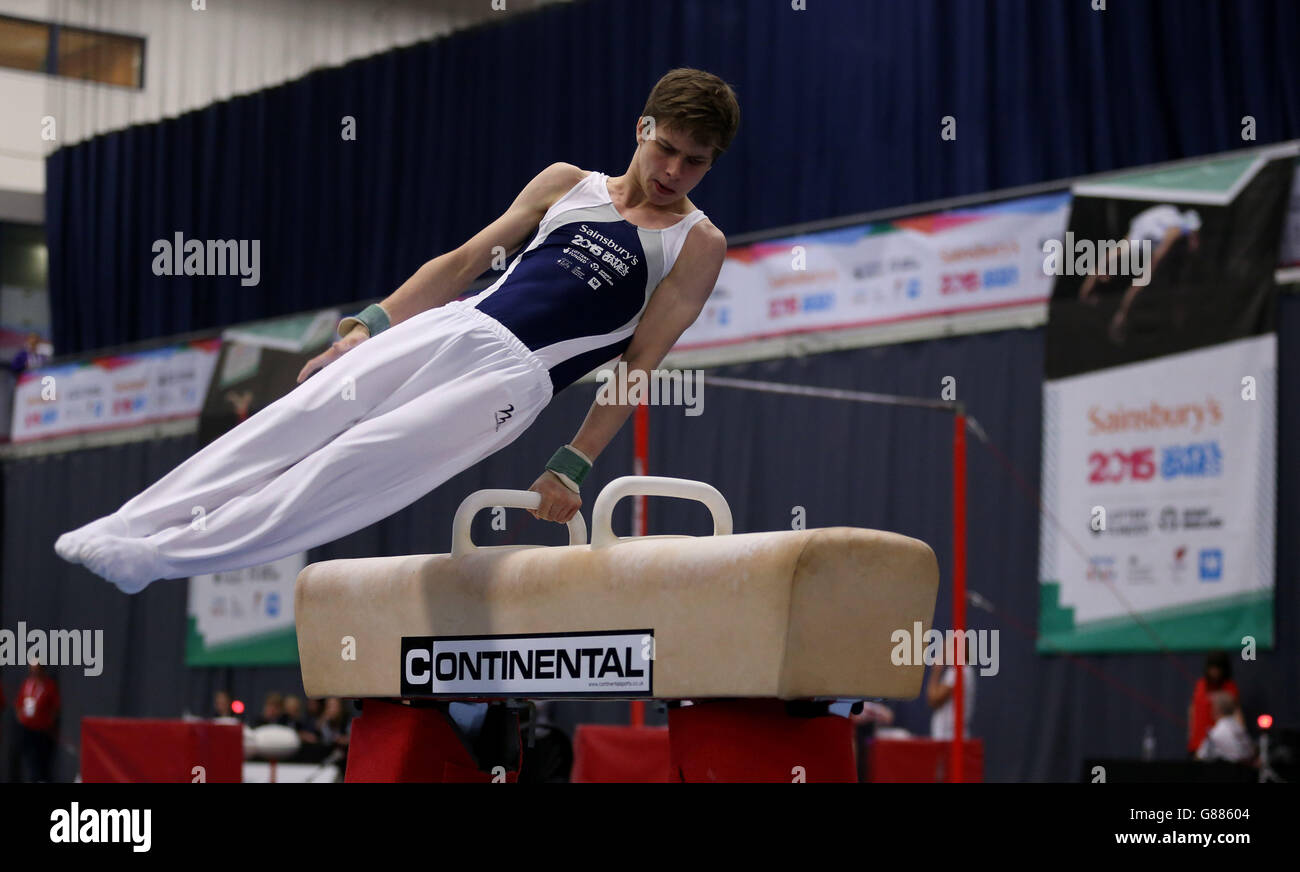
[577,224,639,266]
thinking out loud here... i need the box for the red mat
[571,724,672,782]
[668,700,857,782]
[81,717,242,783]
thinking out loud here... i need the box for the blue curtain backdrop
[45,0,1300,354]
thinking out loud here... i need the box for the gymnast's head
[633,67,741,202]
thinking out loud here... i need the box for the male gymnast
[55,67,740,593]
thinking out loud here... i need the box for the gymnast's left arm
[527,223,727,523]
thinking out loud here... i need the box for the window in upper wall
[56,25,145,87]
[0,14,144,89]
[0,16,50,73]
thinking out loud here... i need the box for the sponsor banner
[1046,153,1292,380]
[401,630,654,697]
[221,310,339,354]
[185,552,305,666]
[676,193,1070,349]
[1039,336,1275,651]
[1039,151,1291,652]
[197,310,338,447]
[9,339,220,442]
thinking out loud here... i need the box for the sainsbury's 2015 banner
[9,340,220,442]
[676,193,1071,349]
[1039,149,1295,653]
[185,552,305,666]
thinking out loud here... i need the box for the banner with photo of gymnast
[1038,148,1296,652]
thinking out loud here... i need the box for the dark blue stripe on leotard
[546,336,634,395]
[474,219,650,389]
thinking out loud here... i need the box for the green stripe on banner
[185,617,301,666]
[1079,155,1258,197]
[1036,587,1274,653]
[1092,159,1253,197]
[1039,580,1076,636]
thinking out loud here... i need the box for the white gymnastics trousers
[64,301,554,589]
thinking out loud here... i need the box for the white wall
[0,0,568,200]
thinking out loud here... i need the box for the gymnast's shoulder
[540,161,591,191]
[506,162,589,216]
[677,220,727,282]
[688,215,725,248]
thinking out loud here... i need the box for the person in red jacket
[15,659,61,782]
[1187,651,1239,757]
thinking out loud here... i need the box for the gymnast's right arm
[296,162,582,383]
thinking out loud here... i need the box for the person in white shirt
[1196,691,1255,764]
[1077,204,1202,343]
[1127,205,1202,246]
[927,664,975,741]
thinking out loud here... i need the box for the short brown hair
[640,68,740,163]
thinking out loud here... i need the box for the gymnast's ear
[635,115,657,145]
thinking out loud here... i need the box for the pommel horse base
[295,476,939,782]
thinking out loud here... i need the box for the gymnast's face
[634,119,713,204]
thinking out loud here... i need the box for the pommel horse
[295,476,939,782]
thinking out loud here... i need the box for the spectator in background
[8,332,49,375]
[1187,651,1239,758]
[318,697,351,765]
[283,695,305,727]
[15,658,60,782]
[251,691,289,728]
[211,689,237,720]
[282,694,322,761]
[1195,691,1255,764]
[927,664,975,741]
